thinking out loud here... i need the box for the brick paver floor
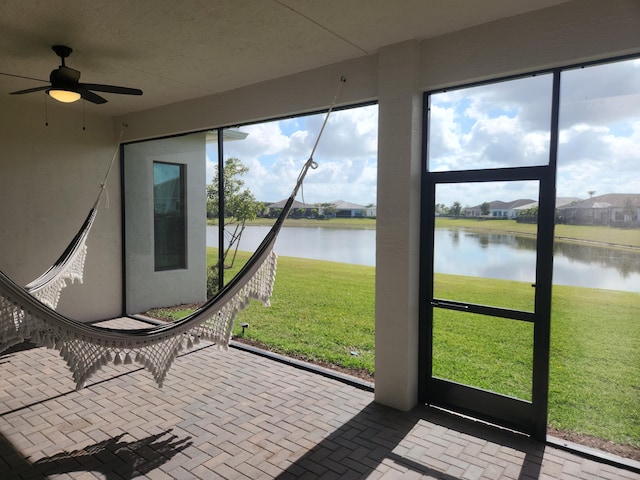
[0,318,638,479]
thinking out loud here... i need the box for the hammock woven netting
[0,193,287,390]
[24,208,97,310]
[0,76,345,390]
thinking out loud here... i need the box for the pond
[207,226,376,267]
[206,226,640,292]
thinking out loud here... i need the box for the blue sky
[205,57,639,209]
[428,58,640,207]
[205,104,378,205]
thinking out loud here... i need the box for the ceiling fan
[6,45,142,104]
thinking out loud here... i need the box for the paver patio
[0,318,638,479]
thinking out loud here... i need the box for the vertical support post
[217,128,225,292]
[418,93,434,403]
[375,40,423,411]
[532,70,560,440]
[120,143,127,316]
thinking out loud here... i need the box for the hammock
[0,190,293,389]
[24,207,97,310]
[24,122,122,310]
[0,77,346,390]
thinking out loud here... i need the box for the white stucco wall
[123,133,207,314]
[115,55,379,144]
[0,98,121,321]
[374,40,423,411]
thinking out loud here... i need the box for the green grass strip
[149,247,639,448]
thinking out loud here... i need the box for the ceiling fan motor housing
[50,66,81,90]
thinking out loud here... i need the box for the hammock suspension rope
[0,77,347,389]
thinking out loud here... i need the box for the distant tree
[435,203,449,215]
[588,190,597,198]
[209,159,264,224]
[269,207,282,219]
[480,202,491,216]
[319,202,337,218]
[517,206,538,224]
[206,158,263,295]
[450,201,462,217]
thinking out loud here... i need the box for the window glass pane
[433,181,539,312]
[428,74,552,171]
[550,58,640,460]
[204,105,378,379]
[432,309,533,401]
[154,162,186,270]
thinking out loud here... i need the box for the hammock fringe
[1,76,345,389]
[0,250,277,390]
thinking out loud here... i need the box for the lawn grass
[148,247,640,449]
[549,285,640,446]
[228,252,376,372]
[433,274,640,448]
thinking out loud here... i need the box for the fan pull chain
[44,94,49,126]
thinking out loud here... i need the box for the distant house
[464,199,535,219]
[265,199,376,218]
[557,193,640,227]
[265,199,316,217]
[511,197,583,216]
[330,200,375,218]
[555,197,583,209]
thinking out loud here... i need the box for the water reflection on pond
[436,229,640,292]
[207,226,640,292]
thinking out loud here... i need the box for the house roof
[555,197,583,208]
[267,199,371,210]
[267,199,313,209]
[0,1,571,117]
[467,199,536,210]
[331,200,367,210]
[558,193,640,209]
[512,197,584,210]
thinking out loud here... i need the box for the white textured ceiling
[0,0,570,116]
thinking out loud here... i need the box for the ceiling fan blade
[0,72,49,83]
[5,45,142,106]
[10,86,50,95]
[79,88,107,104]
[80,83,143,95]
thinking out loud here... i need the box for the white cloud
[557,120,640,198]
[206,104,378,205]
[428,57,640,207]
[205,59,640,210]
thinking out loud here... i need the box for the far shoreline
[210,217,640,250]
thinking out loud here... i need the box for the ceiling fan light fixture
[48,89,81,103]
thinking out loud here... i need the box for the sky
[428,57,640,207]
[204,57,640,209]
[205,104,378,206]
